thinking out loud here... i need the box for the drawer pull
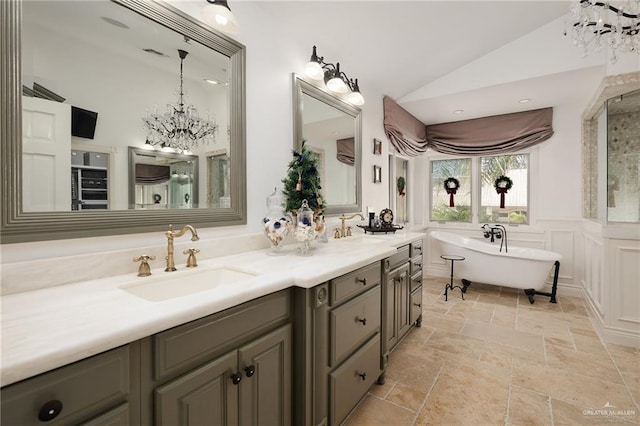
[244,365,256,378]
[231,372,242,385]
[413,303,422,308]
[38,400,63,422]
[414,262,422,268]
[356,277,367,286]
[357,372,367,381]
[356,317,367,326]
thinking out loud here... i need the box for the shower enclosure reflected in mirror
[292,75,362,215]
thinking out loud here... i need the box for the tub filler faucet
[481,224,508,253]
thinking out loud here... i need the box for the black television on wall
[71,106,98,139]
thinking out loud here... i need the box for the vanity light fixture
[202,0,239,34]
[565,0,640,63]
[304,45,365,106]
[143,49,218,153]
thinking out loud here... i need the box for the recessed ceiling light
[519,98,531,104]
[453,109,464,114]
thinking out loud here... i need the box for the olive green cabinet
[0,345,136,426]
[154,324,291,426]
[147,290,292,426]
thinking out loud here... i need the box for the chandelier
[304,46,365,106]
[143,49,217,153]
[566,0,640,63]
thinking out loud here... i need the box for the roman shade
[383,95,428,157]
[426,107,554,155]
[135,164,170,185]
[336,137,355,166]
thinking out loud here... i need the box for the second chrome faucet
[165,224,199,271]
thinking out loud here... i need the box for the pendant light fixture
[304,45,365,106]
[202,0,239,34]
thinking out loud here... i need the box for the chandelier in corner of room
[565,0,640,63]
[143,49,218,153]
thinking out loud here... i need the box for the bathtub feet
[524,289,536,304]
[461,279,471,293]
[522,261,561,304]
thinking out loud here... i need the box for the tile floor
[343,276,640,425]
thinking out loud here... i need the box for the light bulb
[304,61,324,80]
[326,76,348,93]
[347,91,365,106]
[202,2,239,34]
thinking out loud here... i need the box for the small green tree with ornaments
[282,140,325,216]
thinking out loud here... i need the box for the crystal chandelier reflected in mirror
[143,49,218,153]
[565,0,640,63]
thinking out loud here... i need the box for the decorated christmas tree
[282,140,326,215]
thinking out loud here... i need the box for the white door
[22,96,71,212]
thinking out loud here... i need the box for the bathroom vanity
[1,232,424,425]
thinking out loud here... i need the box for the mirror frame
[0,0,246,243]
[292,74,362,215]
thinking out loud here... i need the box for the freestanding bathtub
[430,230,562,303]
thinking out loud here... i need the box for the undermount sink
[120,266,259,302]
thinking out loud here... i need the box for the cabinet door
[238,324,292,426]
[155,351,238,426]
[396,266,411,340]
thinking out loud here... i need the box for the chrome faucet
[337,213,365,238]
[165,224,199,271]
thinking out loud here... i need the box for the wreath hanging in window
[494,175,513,208]
[443,177,460,207]
[397,176,406,196]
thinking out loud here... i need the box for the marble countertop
[1,231,424,387]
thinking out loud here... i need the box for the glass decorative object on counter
[262,188,292,255]
[294,199,316,256]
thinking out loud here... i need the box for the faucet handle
[334,228,341,239]
[183,248,200,268]
[346,226,352,237]
[133,255,156,277]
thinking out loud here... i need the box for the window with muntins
[429,153,529,225]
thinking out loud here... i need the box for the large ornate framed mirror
[292,74,362,215]
[1,0,246,243]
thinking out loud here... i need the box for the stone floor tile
[426,329,484,360]
[384,350,446,393]
[507,386,552,426]
[343,395,416,426]
[385,383,427,413]
[545,342,624,384]
[462,321,544,354]
[421,311,466,333]
[368,379,395,399]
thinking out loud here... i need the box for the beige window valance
[336,137,355,166]
[383,95,554,157]
[135,164,170,185]
[426,107,554,155]
[383,95,428,157]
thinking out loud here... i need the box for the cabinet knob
[231,372,242,385]
[357,372,367,381]
[38,400,63,422]
[356,277,367,286]
[244,365,256,378]
[356,317,367,326]
[413,303,422,308]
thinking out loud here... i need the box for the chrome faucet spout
[165,224,199,271]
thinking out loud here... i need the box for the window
[431,158,471,222]
[430,154,529,224]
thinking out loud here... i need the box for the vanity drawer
[330,261,381,305]
[330,286,381,367]
[329,334,381,426]
[410,287,423,326]
[154,290,290,380]
[387,245,410,271]
[410,239,423,258]
[410,271,423,293]
[1,346,130,426]
[410,256,423,276]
